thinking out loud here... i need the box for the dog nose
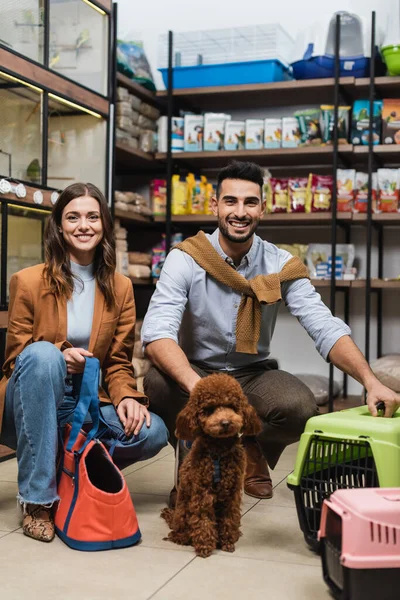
[221,420,230,429]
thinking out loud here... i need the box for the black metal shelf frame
[162,13,390,413]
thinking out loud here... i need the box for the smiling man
[141,161,400,506]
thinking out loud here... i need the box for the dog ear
[241,403,263,436]
[175,401,200,441]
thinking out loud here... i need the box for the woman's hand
[62,347,93,374]
[117,398,151,437]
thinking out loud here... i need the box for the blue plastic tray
[159,59,291,89]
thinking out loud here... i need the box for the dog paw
[195,547,213,558]
[221,543,235,553]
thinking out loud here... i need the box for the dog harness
[212,457,221,485]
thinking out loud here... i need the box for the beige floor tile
[121,443,174,476]
[150,554,329,600]
[0,481,20,531]
[269,477,298,509]
[233,503,320,567]
[0,530,11,538]
[125,459,175,496]
[0,458,18,483]
[0,532,194,600]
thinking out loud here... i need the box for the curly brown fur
[161,373,262,558]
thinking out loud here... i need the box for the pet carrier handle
[376,401,385,416]
[66,357,100,453]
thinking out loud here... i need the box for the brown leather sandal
[22,504,55,543]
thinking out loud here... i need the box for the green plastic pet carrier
[287,405,400,552]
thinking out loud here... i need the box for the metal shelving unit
[158,13,398,412]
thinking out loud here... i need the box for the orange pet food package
[376,169,400,213]
[307,174,333,212]
[337,169,356,212]
[354,172,377,213]
[288,178,308,213]
[266,178,288,213]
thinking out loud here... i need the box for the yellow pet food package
[188,175,208,214]
[171,175,188,215]
[204,182,215,214]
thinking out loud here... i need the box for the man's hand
[366,380,400,418]
[63,347,93,374]
[117,398,151,436]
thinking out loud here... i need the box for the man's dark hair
[216,161,264,198]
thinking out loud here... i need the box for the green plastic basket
[287,406,400,552]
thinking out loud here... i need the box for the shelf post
[328,12,341,414]
[365,11,376,366]
[165,31,174,255]
[108,2,117,213]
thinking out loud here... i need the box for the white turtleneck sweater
[67,261,96,350]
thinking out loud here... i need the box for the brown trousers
[144,361,318,469]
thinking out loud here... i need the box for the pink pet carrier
[319,488,400,600]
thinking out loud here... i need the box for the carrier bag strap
[66,357,100,453]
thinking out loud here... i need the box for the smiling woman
[0,182,168,544]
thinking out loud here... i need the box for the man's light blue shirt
[141,229,351,371]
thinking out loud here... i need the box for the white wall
[116,0,398,396]
[116,0,393,89]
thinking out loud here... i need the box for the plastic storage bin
[158,24,294,88]
[287,405,400,552]
[159,59,291,89]
[319,488,400,600]
[291,11,384,79]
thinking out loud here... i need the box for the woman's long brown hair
[44,182,116,308]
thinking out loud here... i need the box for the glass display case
[0,73,43,184]
[6,205,49,301]
[0,0,45,64]
[49,0,108,95]
[47,94,107,191]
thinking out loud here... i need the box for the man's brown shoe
[22,504,55,543]
[244,439,273,499]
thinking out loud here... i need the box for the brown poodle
[161,373,262,558]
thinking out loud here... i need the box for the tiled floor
[0,443,331,600]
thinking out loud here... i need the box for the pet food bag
[187,174,207,214]
[184,115,204,152]
[171,175,188,215]
[151,179,167,215]
[282,118,301,148]
[288,178,308,213]
[224,121,245,150]
[377,169,400,213]
[382,99,400,145]
[264,118,282,149]
[266,178,288,213]
[354,172,378,213]
[245,119,264,150]
[320,105,351,144]
[337,169,356,212]
[307,174,333,212]
[295,109,322,145]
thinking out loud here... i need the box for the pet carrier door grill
[287,406,400,552]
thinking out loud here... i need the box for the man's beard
[218,216,259,244]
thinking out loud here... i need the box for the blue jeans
[0,342,168,505]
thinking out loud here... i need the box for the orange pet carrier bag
[55,357,141,551]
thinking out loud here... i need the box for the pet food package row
[338,169,400,213]
[150,176,215,216]
[306,244,356,280]
[265,174,333,214]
